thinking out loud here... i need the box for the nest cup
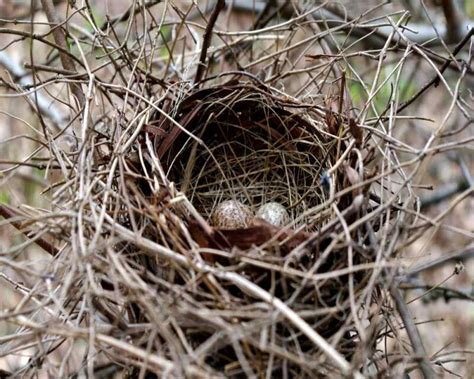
[130,78,377,375]
[163,83,329,228]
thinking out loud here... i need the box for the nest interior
[119,79,378,375]
[161,83,332,228]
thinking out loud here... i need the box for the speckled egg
[211,200,253,229]
[256,202,289,227]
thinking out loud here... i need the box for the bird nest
[3,1,472,377]
[111,77,382,376]
[161,83,327,229]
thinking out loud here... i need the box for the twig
[233,1,474,57]
[194,0,225,85]
[13,315,215,378]
[456,155,474,188]
[400,282,474,302]
[0,204,59,256]
[398,27,474,112]
[406,265,462,304]
[0,51,67,129]
[440,0,465,43]
[99,0,161,32]
[420,178,469,209]
[403,243,474,277]
[40,0,85,107]
[390,285,436,379]
[105,213,364,379]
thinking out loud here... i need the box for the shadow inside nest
[123,77,379,375]
[154,79,362,245]
[161,82,334,222]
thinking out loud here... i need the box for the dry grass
[0,1,472,378]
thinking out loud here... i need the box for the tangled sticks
[112,76,386,376]
[3,1,469,376]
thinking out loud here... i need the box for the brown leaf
[213,222,274,250]
[348,118,363,146]
[189,217,312,258]
[213,219,311,255]
[343,162,362,197]
[188,220,215,262]
[325,110,340,136]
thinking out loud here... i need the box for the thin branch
[194,0,225,85]
[0,204,59,256]
[440,0,465,43]
[0,51,67,129]
[400,283,474,302]
[420,178,469,209]
[13,315,214,378]
[398,27,474,112]
[40,0,85,107]
[390,285,436,379]
[231,1,474,50]
[456,154,474,188]
[403,243,474,277]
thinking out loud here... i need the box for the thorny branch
[390,285,436,379]
[0,1,472,378]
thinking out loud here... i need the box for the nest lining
[118,80,380,376]
[163,84,332,229]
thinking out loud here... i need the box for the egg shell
[256,202,289,227]
[212,200,253,229]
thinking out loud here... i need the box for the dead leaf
[348,118,363,146]
[343,162,362,197]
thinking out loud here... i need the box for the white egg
[256,202,289,227]
[212,200,253,229]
